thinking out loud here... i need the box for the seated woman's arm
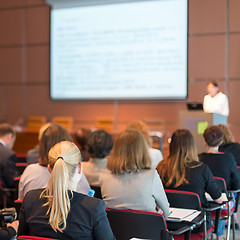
[93,200,115,240]
[153,171,170,218]
[205,165,223,205]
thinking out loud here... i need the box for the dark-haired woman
[157,129,223,234]
[82,129,113,186]
[199,126,240,237]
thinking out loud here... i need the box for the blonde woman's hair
[40,141,82,232]
[157,129,201,188]
[217,124,235,143]
[126,120,151,145]
[107,129,152,174]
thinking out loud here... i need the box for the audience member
[126,120,163,168]
[74,128,91,162]
[18,124,90,200]
[18,141,114,239]
[199,125,240,237]
[83,129,113,186]
[199,126,239,190]
[26,122,51,165]
[203,81,229,116]
[0,123,18,207]
[99,129,169,218]
[218,124,240,166]
[157,129,223,233]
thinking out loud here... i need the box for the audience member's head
[203,125,223,147]
[107,129,151,174]
[39,124,72,167]
[38,122,51,141]
[0,123,16,149]
[74,128,91,150]
[217,124,235,144]
[157,129,199,187]
[42,141,82,232]
[126,120,151,145]
[86,129,113,158]
[207,80,219,97]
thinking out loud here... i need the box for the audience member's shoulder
[0,145,16,156]
[73,191,104,210]
[221,151,235,160]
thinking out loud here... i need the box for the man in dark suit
[0,124,18,207]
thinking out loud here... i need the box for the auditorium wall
[0,0,240,142]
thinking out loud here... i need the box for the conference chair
[27,116,46,132]
[213,176,238,240]
[106,208,191,240]
[14,199,22,220]
[17,236,59,240]
[52,116,73,132]
[165,189,222,240]
[17,154,27,163]
[16,162,27,175]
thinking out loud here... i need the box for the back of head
[217,124,234,144]
[157,129,199,188]
[126,120,151,145]
[39,124,72,166]
[42,141,82,232]
[0,123,16,149]
[74,128,91,149]
[38,123,52,141]
[0,123,15,138]
[107,129,151,174]
[86,129,113,158]
[208,80,218,88]
[203,126,223,147]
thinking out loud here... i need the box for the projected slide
[50,0,188,100]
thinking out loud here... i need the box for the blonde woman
[218,124,240,166]
[18,141,114,240]
[99,129,169,218]
[126,120,163,169]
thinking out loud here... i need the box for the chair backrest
[165,189,202,211]
[52,116,73,131]
[16,162,27,175]
[213,176,227,193]
[27,116,46,132]
[17,236,59,240]
[106,208,173,240]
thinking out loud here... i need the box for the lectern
[179,111,228,153]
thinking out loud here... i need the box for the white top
[149,147,163,169]
[82,157,109,187]
[99,169,169,218]
[203,92,229,116]
[19,163,90,200]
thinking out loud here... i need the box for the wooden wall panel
[188,35,225,78]
[0,8,23,45]
[6,85,25,124]
[27,46,49,83]
[229,0,240,32]
[229,34,240,78]
[0,48,23,83]
[188,0,225,34]
[0,0,23,8]
[26,6,50,44]
[26,0,46,6]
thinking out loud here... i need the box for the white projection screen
[48,0,188,100]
